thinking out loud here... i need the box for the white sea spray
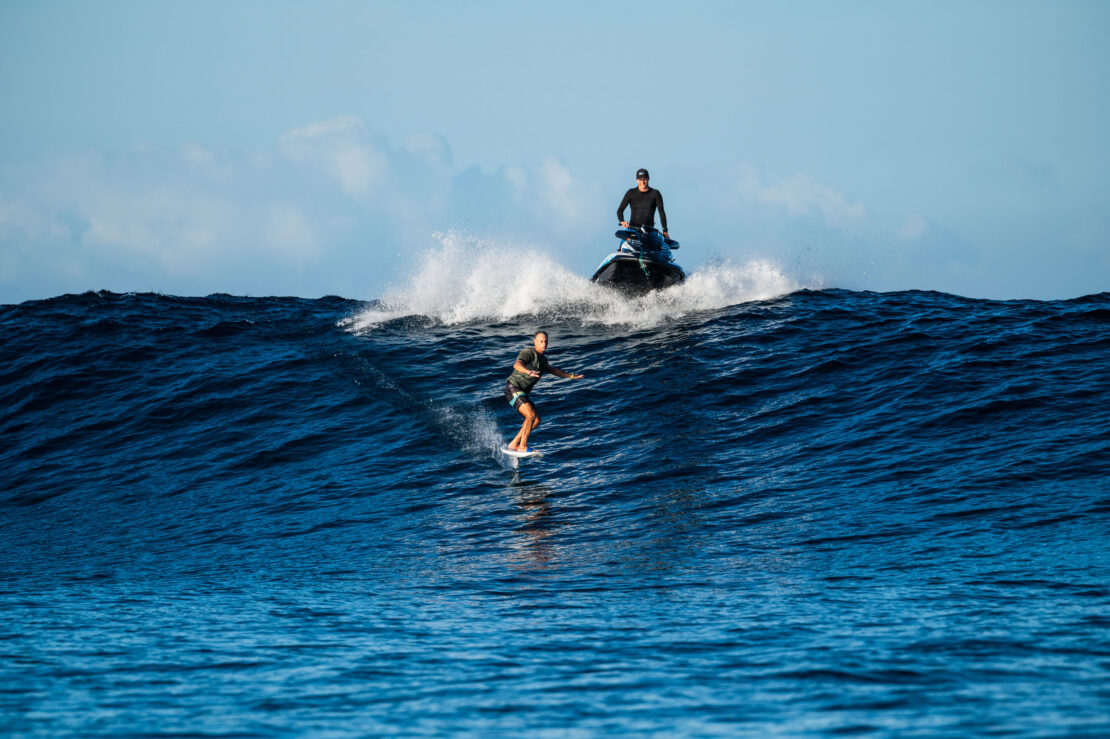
[340,232,804,332]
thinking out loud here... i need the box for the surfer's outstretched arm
[549,366,584,379]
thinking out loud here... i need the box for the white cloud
[536,156,595,226]
[263,207,322,261]
[0,117,617,301]
[0,143,344,301]
[736,164,866,227]
[503,165,527,190]
[75,180,239,275]
[898,213,928,241]
[181,142,232,181]
[403,132,451,166]
[480,157,605,239]
[279,116,387,196]
[0,197,69,242]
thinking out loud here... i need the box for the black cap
[636,168,649,180]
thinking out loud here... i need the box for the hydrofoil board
[501,446,543,459]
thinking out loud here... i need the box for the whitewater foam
[342,233,802,332]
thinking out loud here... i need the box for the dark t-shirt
[617,187,667,231]
[506,347,553,392]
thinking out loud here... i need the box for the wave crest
[342,232,803,331]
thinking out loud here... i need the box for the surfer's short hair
[534,330,548,339]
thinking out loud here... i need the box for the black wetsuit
[617,187,668,231]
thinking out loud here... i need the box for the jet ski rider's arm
[617,189,633,226]
[656,190,668,236]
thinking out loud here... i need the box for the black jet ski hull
[590,254,686,294]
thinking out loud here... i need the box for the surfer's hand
[571,373,584,379]
[529,370,541,378]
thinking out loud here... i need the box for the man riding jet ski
[590,168,686,293]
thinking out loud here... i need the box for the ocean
[2,250,1109,736]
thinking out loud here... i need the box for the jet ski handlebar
[615,226,679,249]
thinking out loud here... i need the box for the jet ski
[590,226,686,294]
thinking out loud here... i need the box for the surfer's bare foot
[507,443,519,451]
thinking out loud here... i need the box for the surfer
[505,331,583,453]
[617,168,669,240]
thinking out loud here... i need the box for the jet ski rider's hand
[664,231,669,239]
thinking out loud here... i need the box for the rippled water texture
[2,268,1109,735]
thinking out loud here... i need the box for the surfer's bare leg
[510,403,540,450]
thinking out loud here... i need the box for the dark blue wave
[1,287,1109,736]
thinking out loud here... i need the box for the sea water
[2,246,1108,736]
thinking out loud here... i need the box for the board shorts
[505,381,534,410]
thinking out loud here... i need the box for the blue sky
[1,0,1107,303]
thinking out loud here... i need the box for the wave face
[2,279,1109,736]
